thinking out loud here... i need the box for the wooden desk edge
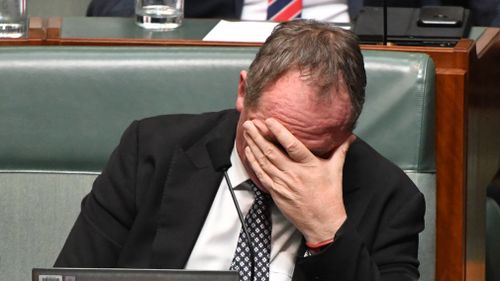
[50,38,262,47]
[475,28,500,57]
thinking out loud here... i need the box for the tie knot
[245,180,271,204]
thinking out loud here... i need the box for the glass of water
[0,0,28,38]
[135,0,183,30]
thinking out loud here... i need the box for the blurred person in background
[87,0,440,23]
[440,0,500,26]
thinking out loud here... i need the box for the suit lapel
[151,111,239,269]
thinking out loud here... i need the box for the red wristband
[305,238,334,251]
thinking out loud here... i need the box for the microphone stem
[224,172,246,228]
[224,171,255,281]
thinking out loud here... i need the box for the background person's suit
[86,0,430,21]
[55,109,425,280]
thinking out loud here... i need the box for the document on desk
[203,20,279,43]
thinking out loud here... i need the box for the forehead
[249,71,353,153]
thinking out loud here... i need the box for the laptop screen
[33,268,240,281]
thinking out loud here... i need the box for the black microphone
[206,139,255,280]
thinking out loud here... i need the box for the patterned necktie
[230,180,272,281]
[267,0,303,21]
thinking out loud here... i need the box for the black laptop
[32,268,239,281]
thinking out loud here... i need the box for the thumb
[328,134,356,172]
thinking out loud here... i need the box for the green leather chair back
[0,46,435,281]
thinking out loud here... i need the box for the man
[86,0,430,22]
[468,0,500,26]
[55,20,425,280]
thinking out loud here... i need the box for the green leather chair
[0,46,435,281]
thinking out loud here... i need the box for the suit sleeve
[54,121,140,267]
[86,0,134,17]
[293,186,425,281]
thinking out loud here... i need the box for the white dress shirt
[185,144,302,281]
[241,0,350,23]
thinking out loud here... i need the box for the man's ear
[236,70,248,112]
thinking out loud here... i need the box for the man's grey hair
[245,19,367,128]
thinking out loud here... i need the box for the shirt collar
[227,141,250,189]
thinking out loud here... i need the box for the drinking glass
[135,0,183,30]
[0,0,27,38]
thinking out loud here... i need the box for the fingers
[244,145,275,191]
[264,118,315,163]
[244,129,284,175]
[243,120,289,170]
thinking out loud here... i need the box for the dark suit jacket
[55,109,425,281]
[86,0,426,21]
[87,0,244,19]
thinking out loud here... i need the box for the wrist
[305,238,334,252]
[303,213,347,243]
